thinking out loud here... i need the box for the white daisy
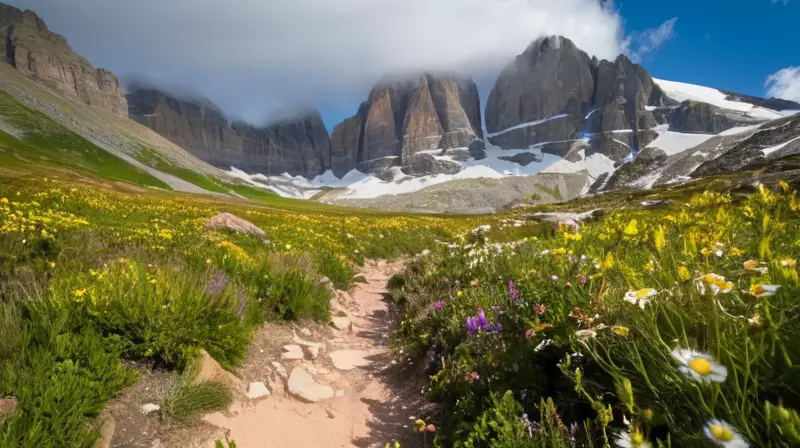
[743,260,768,274]
[623,289,657,309]
[614,430,652,448]
[695,274,733,296]
[574,330,597,341]
[534,339,552,352]
[704,419,748,447]
[749,284,781,297]
[671,349,728,383]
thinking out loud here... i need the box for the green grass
[157,361,233,422]
[134,147,231,194]
[0,91,170,189]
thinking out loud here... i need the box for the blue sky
[620,0,799,97]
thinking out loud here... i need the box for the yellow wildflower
[623,219,639,236]
[611,326,630,337]
[730,247,743,256]
[73,289,86,298]
[677,266,692,281]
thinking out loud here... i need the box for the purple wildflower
[509,280,520,301]
[477,308,487,327]
[433,301,445,310]
[466,316,479,335]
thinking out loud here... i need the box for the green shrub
[250,266,330,321]
[0,325,136,447]
[61,260,252,369]
[157,360,232,422]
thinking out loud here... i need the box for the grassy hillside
[0,91,170,189]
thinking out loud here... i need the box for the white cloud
[9,0,638,124]
[766,67,800,102]
[624,17,678,62]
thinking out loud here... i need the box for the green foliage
[0,321,136,447]
[64,260,252,369]
[157,360,232,422]
[0,91,170,189]
[135,147,230,193]
[0,302,22,361]
[392,185,800,446]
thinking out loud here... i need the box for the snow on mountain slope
[654,78,783,120]
[228,139,617,200]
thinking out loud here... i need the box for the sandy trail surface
[203,260,424,448]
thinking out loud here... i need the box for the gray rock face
[719,90,800,112]
[602,147,668,190]
[401,153,462,176]
[668,100,761,134]
[692,114,800,177]
[0,4,128,116]
[329,74,484,176]
[127,88,332,178]
[484,35,674,161]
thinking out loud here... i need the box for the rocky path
[202,260,422,448]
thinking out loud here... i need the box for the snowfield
[653,78,784,120]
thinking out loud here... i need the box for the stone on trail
[292,331,324,359]
[281,344,305,360]
[140,403,161,415]
[329,350,372,371]
[206,212,267,237]
[335,390,345,398]
[287,367,334,403]
[247,382,271,399]
[271,361,288,378]
[331,316,352,332]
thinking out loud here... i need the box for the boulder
[206,212,266,237]
[270,361,288,378]
[287,367,334,403]
[247,382,271,399]
[0,396,16,418]
[331,316,352,332]
[192,349,244,394]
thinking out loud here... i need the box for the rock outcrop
[484,35,674,162]
[127,87,332,178]
[668,100,762,134]
[692,114,800,177]
[329,74,485,177]
[0,4,127,116]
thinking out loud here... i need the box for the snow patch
[654,78,782,121]
[763,135,800,156]
[486,114,569,138]
[646,125,715,156]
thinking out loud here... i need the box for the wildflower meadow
[389,183,800,447]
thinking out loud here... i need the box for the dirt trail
[203,260,423,448]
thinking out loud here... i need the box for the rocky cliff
[0,3,127,116]
[127,87,332,178]
[330,74,484,177]
[484,35,674,162]
[668,100,764,134]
